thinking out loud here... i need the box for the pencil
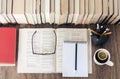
[103,32,112,35]
[97,24,100,29]
[101,30,107,36]
[101,31,112,36]
[90,29,101,36]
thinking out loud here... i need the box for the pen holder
[91,35,109,46]
[91,24,111,46]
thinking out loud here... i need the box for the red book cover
[0,28,16,65]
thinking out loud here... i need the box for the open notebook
[17,28,92,74]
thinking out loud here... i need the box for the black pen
[75,43,77,70]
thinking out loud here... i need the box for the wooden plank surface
[0,24,120,79]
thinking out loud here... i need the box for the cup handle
[106,61,114,66]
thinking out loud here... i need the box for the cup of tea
[93,48,114,66]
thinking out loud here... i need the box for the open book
[17,28,92,73]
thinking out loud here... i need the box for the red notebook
[0,28,16,66]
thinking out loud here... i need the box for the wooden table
[0,24,119,79]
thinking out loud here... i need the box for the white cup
[93,48,114,66]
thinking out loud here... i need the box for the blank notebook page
[62,42,88,77]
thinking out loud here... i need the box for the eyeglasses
[31,30,57,55]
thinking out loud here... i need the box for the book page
[102,0,113,24]
[55,0,60,24]
[50,0,55,24]
[25,0,35,24]
[0,0,1,13]
[36,0,41,24]
[90,0,102,24]
[55,28,88,72]
[111,0,120,24]
[32,0,37,24]
[13,0,28,24]
[45,0,50,23]
[108,0,118,23]
[76,0,85,24]
[86,0,94,24]
[73,0,79,24]
[82,0,89,24]
[2,0,10,22]
[67,0,74,23]
[7,0,16,23]
[98,0,108,23]
[60,0,68,24]
[41,0,45,23]
[17,28,56,73]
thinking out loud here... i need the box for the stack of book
[0,0,120,25]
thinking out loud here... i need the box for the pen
[75,43,77,70]
[99,26,106,34]
[97,24,100,30]
[96,24,100,33]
